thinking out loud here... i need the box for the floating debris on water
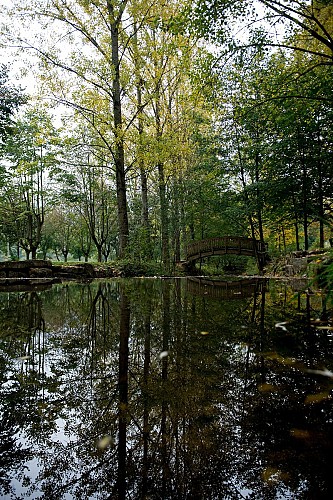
[304,391,331,404]
[275,321,288,331]
[305,367,333,378]
[290,428,311,440]
[96,435,114,450]
[258,383,279,393]
[159,351,169,359]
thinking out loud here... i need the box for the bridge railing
[186,236,266,260]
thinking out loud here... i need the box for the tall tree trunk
[298,127,309,250]
[302,159,309,251]
[172,181,181,264]
[316,125,325,248]
[133,22,151,258]
[107,1,129,258]
[255,152,265,244]
[158,162,170,270]
[292,191,300,251]
[155,83,170,270]
[97,245,102,263]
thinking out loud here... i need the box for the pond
[0,277,332,499]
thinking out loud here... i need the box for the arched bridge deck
[186,236,268,264]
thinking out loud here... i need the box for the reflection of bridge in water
[186,236,268,270]
[187,277,268,299]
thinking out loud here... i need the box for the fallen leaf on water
[258,383,279,393]
[159,351,169,359]
[305,391,331,404]
[290,428,311,440]
[275,321,288,331]
[305,367,333,378]
[263,352,298,366]
[96,435,114,450]
[281,357,298,366]
[261,467,284,484]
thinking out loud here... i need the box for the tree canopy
[0,0,332,268]
[0,64,25,145]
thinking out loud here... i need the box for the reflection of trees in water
[0,410,31,497]
[0,280,332,498]
[0,291,46,496]
[239,284,333,499]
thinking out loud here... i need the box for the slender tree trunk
[133,22,151,257]
[158,162,170,269]
[316,126,325,248]
[298,127,309,250]
[155,85,170,270]
[292,191,300,250]
[295,221,300,251]
[302,160,309,251]
[96,245,102,263]
[237,142,259,265]
[282,226,286,254]
[255,152,265,244]
[107,1,129,258]
[179,176,188,259]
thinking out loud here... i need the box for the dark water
[0,277,332,499]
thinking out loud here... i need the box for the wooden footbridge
[185,236,268,270]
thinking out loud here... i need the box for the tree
[4,0,220,267]
[0,64,25,146]
[51,133,118,262]
[187,0,333,64]
[3,0,146,257]
[2,107,60,258]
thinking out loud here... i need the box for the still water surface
[0,277,332,499]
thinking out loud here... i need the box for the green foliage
[0,65,26,145]
[1,0,332,275]
[314,252,333,294]
[115,258,164,277]
[180,0,248,42]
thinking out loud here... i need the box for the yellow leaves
[290,428,311,440]
[258,383,279,393]
[304,391,331,405]
[17,159,39,174]
[262,351,299,367]
[261,467,290,485]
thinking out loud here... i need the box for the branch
[260,0,333,52]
